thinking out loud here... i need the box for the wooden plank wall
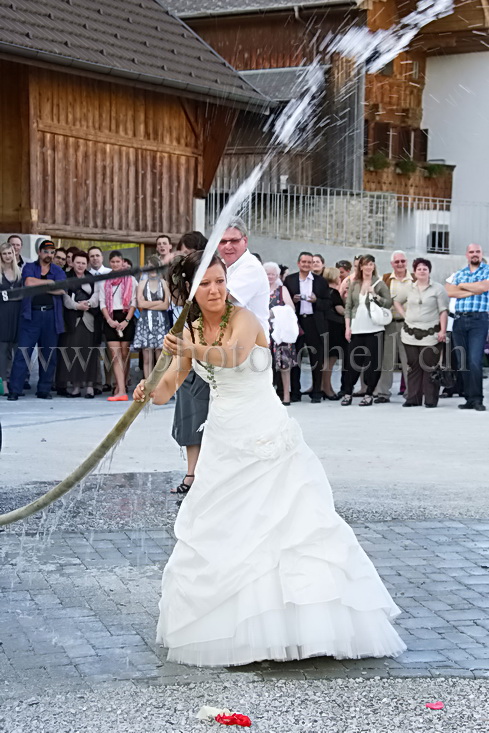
[216,150,313,189]
[366,0,425,126]
[31,68,202,241]
[0,61,29,233]
[191,9,358,71]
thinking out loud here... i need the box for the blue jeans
[9,310,59,395]
[452,312,488,405]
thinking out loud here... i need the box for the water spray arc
[0,0,453,526]
[0,64,324,527]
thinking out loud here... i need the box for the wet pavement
[2,472,489,701]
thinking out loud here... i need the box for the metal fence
[206,180,489,254]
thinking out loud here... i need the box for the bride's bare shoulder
[230,306,259,327]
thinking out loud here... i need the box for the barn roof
[162,0,357,19]
[0,0,266,108]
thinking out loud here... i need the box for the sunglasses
[219,237,243,246]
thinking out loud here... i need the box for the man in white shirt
[284,252,330,403]
[217,218,270,337]
[87,246,112,394]
[88,246,111,277]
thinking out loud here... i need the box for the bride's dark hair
[168,250,227,341]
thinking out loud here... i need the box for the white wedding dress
[156,346,406,666]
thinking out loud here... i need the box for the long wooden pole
[0,302,192,527]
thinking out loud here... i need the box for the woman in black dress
[321,267,346,400]
[57,251,99,398]
[170,232,209,496]
[0,241,22,395]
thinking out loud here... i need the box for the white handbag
[270,304,299,344]
[369,281,393,327]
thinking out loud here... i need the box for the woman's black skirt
[172,371,210,447]
[57,320,99,386]
[103,309,136,343]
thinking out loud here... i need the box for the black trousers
[291,315,324,399]
[343,331,383,396]
[404,342,441,406]
[444,332,464,396]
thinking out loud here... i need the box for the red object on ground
[426,702,444,710]
[215,713,252,726]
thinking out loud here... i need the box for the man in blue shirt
[446,243,489,411]
[8,240,67,400]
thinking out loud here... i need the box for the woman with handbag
[264,262,298,406]
[394,258,449,408]
[342,255,392,406]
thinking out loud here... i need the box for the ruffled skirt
[157,391,406,666]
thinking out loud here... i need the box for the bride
[133,251,406,667]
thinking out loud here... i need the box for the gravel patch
[2,677,489,732]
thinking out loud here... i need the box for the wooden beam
[180,100,201,142]
[412,29,489,54]
[200,107,238,197]
[482,0,489,27]
[37,121,200,158]
[28,68,40,234]
[37,223,183,243]
[18,66,31,233]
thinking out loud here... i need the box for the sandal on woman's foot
[359,395,373,406]
[341,395,352,406]
[171,474,195,495]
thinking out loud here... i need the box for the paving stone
[261,670,306,680]
[397,651,449,664]
[439,609,489,621]
[63,644,97,659]
[389,667,432,677]
[431,667,475,678]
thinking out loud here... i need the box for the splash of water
[188,61,324,300]
[324,0,453,72]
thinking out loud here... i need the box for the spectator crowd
[0,231,488,412]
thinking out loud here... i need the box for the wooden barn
[0,0,266,256]
[166,0,366,191]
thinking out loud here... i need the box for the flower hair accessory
[171,270,186,285]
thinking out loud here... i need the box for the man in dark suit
[284,251,331,403]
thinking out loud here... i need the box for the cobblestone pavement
[2,476,489,700]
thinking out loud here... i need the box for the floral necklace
[197,301,233,390]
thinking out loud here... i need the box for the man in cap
[8,240,67,400]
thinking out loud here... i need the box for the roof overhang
[0,41,270,112]
[170,0,358,20]
[241,64,329,102]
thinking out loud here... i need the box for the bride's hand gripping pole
[0,300,193,527]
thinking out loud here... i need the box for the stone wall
[235,192,399,249]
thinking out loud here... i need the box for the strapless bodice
[193,345,274,401]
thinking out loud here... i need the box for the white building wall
[422,52,489,252]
